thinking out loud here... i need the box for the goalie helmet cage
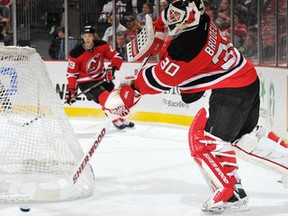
[0,46,95,202]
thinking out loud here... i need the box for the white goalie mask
[162,0,205,36]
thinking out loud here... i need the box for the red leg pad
[189,108,237,197]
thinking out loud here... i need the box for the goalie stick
[64,79,107,104]
[28,120,111,201]
[60,120,111,199]
[21,79,107,127]
[124,54,151,80]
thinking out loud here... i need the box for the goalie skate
[202,183,249,214]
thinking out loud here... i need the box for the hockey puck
[20,205,31,212]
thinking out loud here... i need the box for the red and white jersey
[67,40,122,90]
[134,13,257,95]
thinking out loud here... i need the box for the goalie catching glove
[65,88,77,105]
[126,14,165,62]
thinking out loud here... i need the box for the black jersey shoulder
[93,40,108,47]
[69,40,108,58]
[69,44,85,58]
[167,14,210,62]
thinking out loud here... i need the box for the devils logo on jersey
[86,54,102,74]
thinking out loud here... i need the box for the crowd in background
[49,0,167,60]
[0,0,287,66]
[93,0,287,64]
[205,0,287,63]
[0,1,12,46]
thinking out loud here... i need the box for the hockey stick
[28,120,111,201]
[59,120,111,200]
[63,79,107,104]
[124,54,152,80]
[22,79,107,127]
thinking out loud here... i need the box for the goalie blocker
[126,14,165,62]
[98,84,140,121]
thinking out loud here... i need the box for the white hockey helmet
[162,0,205,36]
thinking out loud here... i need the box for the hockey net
[0,46,95,202]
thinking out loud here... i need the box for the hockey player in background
[105,0,288,213]
[65,25,134,129]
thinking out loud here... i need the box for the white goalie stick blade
[126,14,155,62]
[28,120,111,201]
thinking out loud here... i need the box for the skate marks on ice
[0,119,287,216]
[73,119,288,216]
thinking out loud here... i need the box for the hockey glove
[105,67,116,83]
[65,88,77,105]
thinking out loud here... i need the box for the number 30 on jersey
[160,57,180,77]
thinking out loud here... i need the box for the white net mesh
[0,46,95,202]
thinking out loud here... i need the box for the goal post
[0,46,95,202]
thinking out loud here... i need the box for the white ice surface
[0,118,287,216]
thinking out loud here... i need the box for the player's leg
[189,108,248,213]
[190,79,260,213]
[227,79,288,187]
[103,84,139,129]
[233,125,288,187]
[79,82,136,129]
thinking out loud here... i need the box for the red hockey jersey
[134,13,257,95]
[67,40,122,90]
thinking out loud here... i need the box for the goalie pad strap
[268,131,288,148]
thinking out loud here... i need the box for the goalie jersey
[134,14,257,95]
